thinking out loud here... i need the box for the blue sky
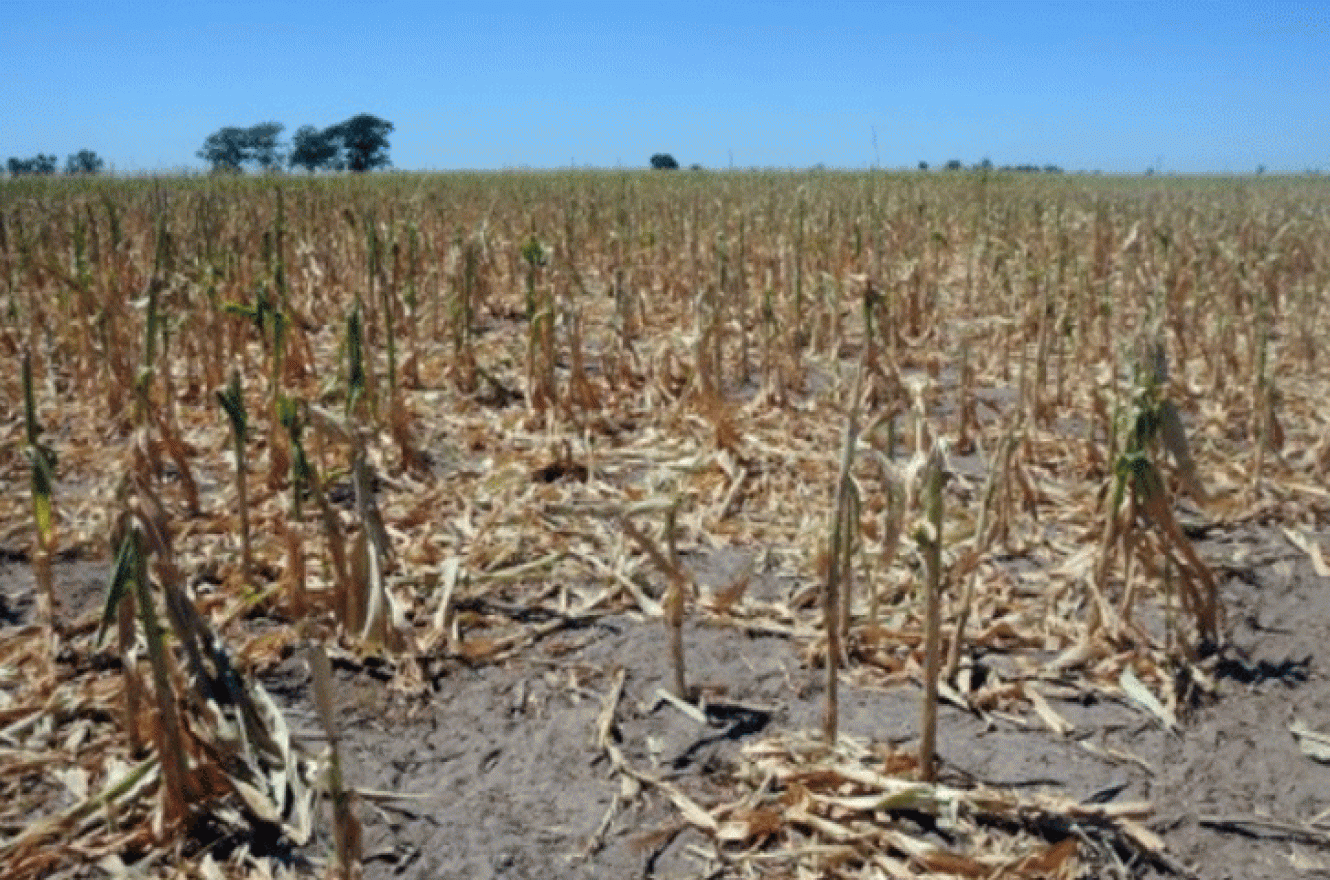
[2,0,1326,173]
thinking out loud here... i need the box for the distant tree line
[198,115,394,173]
[6,150,106,176]
[921,158,1063,174]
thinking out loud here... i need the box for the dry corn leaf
[1290,719,1330,764]
[1119,668,1177,731]
[715,806,783,843]
[1283,529,1330,578]
[1017,836,1079,875]
[1024,684,1076,737]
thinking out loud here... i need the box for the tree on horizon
[198,122,285,172]
[290,125,341,172]
[329,114,393,172]
[65,149,105,174]
[288,115,393,172]
[7,154,58,175]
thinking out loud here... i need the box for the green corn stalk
[450,233,480,391]
[824,363,865,744]
[278,396,312,520]
[1103,341,1216,645]
[272,187,287,300]
[216,369,252,577]
[96,529,135,649]
[133,280,161,427]
[71,212,88,290]
[521,235,545,322]
[1252,288,1271,492]
[405,222,420,317]
[736,211,750,382]
[152,210,172,277]
[522,237,554,410]
[23,348,57,635]
[402,221,422,382]
[794,194,805,346]
[131,528,189,821]
[23,349,55,542]
[222,284,273,354]
[379,265,397,403]
[103,195,121,253]
[296,406,352,624]
[345,299,367,418]
[101,522,191,820]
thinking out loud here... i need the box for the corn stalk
[915,443,946,781]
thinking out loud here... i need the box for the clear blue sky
[2,0,1326,173]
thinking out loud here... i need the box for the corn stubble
[1,170,1328,878]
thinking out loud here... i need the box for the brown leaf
[1017,836,1078,875]
[458,638,500,662]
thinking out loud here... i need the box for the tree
[198,127,249,172]
[64,149,105,175]
[650,153,679,170]
[197,122,285,172]
[918,161,929,170]
[289,125,341,172]
[943,159,964,171]
[7,154,58,175]
[246,122,285,170]
[328,114,393,172]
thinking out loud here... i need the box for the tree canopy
[7,154,58,175]
[329,114,393,172]
[287,115,394,172]
[197,122,285,172]
[289,125,341,172]
[650,153,679,170]
[65,150,105,175]
[246,123,285,170]
[199,116,393,174]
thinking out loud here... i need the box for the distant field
[3,170,1329,879]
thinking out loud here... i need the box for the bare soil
[29,521,1293,879]
[4,501,1328,879]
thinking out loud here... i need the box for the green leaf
[276,394,299,433]
[97,535,137,648]
[346,302,365,416]
[222,300,259,322]
[216,370,247,440]
[26,444,55,543]
[22,348,41,447]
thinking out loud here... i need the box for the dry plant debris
[1,171,1328,878]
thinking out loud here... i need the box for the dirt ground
[2,371,1327,880]
[4,486,1329,880]
[113,520,1319,880]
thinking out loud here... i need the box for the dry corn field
[2,171,1330,880]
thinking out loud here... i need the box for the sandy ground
[145,522,1330,880]
[2,500,1327,879]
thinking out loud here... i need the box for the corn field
[2,170,1329,878]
